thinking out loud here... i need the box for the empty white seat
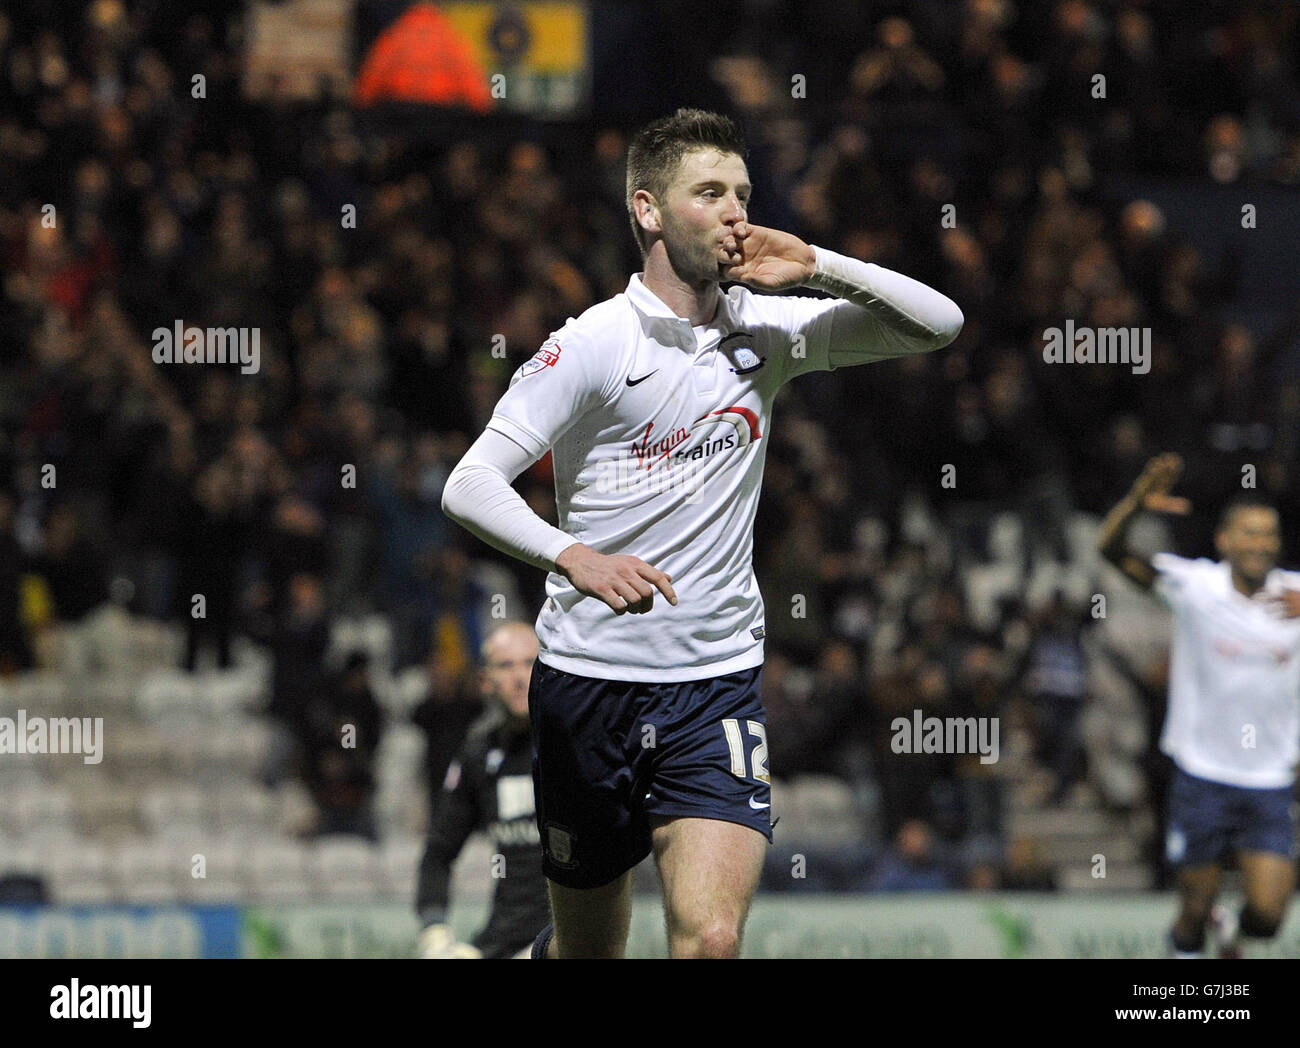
[56,878,114,904]
[73,783,139,835]
[214,783,277,830]
[248,837,313,902]
[45,838,112,904]
[135,670,200,719]
[9,785,76,837]
[11,671,67,708]
[312,835,381,901]
[380,835,425,899]
[388,667,430,715]
[376,724,425,773]
[199,669,268,717]
[140,785,212,836]
[230,720,274,779]
[112,839,181,903]
[359,615,393,665]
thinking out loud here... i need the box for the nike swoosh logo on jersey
[626,370,658,386]
[749,796,770,810]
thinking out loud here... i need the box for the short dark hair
[625,108,747,257]
[1216,494,1278,532]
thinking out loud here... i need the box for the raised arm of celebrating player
[1097,452,1192,589]
[722,221,965,361]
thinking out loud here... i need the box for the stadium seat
[9,785,77,838]
[310,835,381,900]
[379,834,424,899]
[112,839,182,903]
[384,666,430,717]
[135,670,200,720]
[106,725,170,780]
[248,837,313,902]
[448,833,494,902]
[273,781,318,837]
[43,837,112,904]
[176,836,251,903]
[139,785,214,837]
[213,782,277,831]
[358,614,393,667]
[8,671,68,710]
[229,719,274,779]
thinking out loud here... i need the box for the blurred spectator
[28,503,110,673]
[304,650,382,839]
[176,462,245,671]
[0,493,33,675]
[1018,590,1091,804]
[869,819,956,892]
[250,571,331,785]
[1000,836,1059,892]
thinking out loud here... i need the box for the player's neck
[640,257,721,327]
[1230,569,1265,599]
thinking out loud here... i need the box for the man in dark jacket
[415,621,549,958]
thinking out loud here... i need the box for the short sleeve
[485,329,612,458]
[1152,553,1206,607]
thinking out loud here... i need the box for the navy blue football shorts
[528,658,774,889]
[1165,765,1299,867]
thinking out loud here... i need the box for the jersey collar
[1217,559,1285,603]
[625,274,739,347]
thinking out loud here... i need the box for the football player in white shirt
[1099,452,1300,957]
[442,109,962,958]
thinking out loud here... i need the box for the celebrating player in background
[1099,453,1300,958]
[415,621,550,959]
[442,108,962,958]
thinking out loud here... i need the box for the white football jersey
[1154,553,1300,787]
[486,270,922,682]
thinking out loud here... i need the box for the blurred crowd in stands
[1,0,1298,891]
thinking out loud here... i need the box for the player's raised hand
[555,543,677,614]
[1130,453,1192,515]
[720,222,817,291]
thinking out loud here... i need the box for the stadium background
[2,0,1300,956]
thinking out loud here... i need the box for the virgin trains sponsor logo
[630,406,762,469]
[594,406,762,500]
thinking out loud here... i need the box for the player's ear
[634,189,660,235]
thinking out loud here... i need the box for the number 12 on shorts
[721,718,770,784]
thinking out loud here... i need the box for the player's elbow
[440,463,472,526]
[926,297,964,351]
